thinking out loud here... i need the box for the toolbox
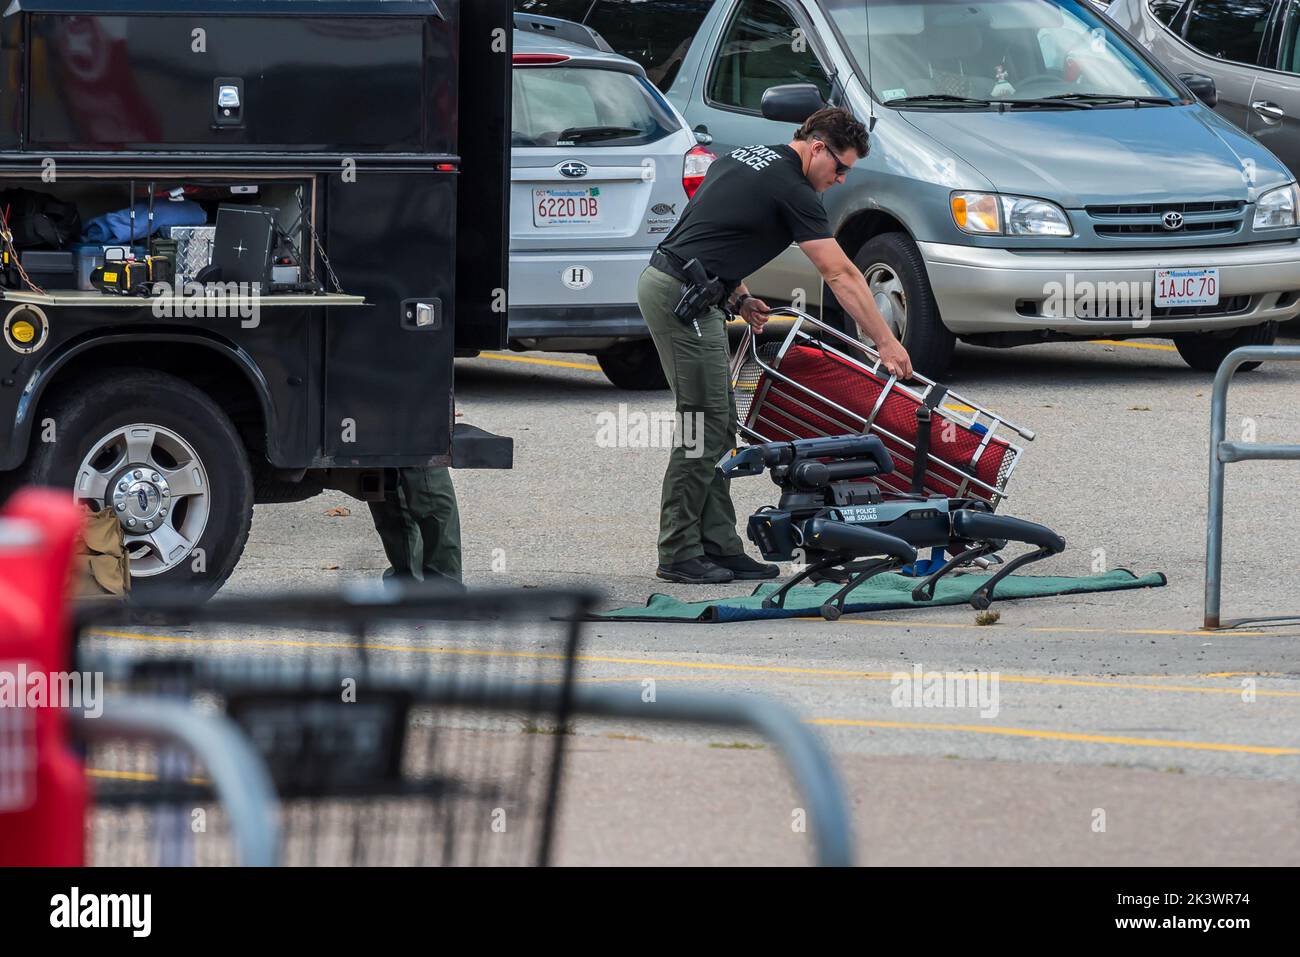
[18,249,75,290]
[166,226,216,285]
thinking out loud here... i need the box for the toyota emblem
[559,161,589,178]
[1162,210,1184,230]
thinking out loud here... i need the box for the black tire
[597,340,669,390]
[21,368,253,599]
[1173,322,1277,373]
[849,232,956,379]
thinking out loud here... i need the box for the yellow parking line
[86,768,210,785]
[473,352,603,372]
[470,337,1181,376]
[808,718,1300,756]
[90,631,1299,697]
[1092,339,1179,352]
[825,617,1277,638]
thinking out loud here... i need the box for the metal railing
[1204,345,1300,629]
[72,697,281,866]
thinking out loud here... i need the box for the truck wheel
[597,340,668,390]
[1174,322,1277,373]
[849,232,956,378]
[22,368,253,598]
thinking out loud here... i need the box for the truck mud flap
[451,422,513,469]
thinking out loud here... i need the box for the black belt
[650,248,734,300]
[649,248,691,283]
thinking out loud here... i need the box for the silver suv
[509,19,711,388]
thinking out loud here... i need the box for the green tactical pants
[367,466,463,584]
[638,264,746,566]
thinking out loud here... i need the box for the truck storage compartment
[0,174,357,301]
[1,0,457,154]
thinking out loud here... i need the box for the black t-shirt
[658,143,832,286]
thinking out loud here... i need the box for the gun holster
[672,257,727,326]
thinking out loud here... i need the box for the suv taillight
[683,145,715,199]
[512,53,570,65]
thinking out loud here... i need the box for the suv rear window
[512,65,681,147]
[584,0,713,91]
[513,0,712,92]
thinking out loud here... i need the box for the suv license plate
[533,187,602,227]
[1155,267,1219,308]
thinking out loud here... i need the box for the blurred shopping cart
[2,489,856,866]
[75,585,857,866]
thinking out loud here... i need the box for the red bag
[738,341,1021,507]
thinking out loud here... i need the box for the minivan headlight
[950,192,1072,236]
[1253,183,1299,230]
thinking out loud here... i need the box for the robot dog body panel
[748,498,964,563]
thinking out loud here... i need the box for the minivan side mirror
[1179,73,1218,108]
[761,83,826,124]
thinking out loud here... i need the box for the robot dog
[718,434,1065,620]
[723,309,1065,620]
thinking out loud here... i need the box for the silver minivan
[600,0,1300,375]
[509,21,710,388]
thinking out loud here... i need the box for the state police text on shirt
[729,145,782,171]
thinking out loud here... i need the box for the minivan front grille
[1086,200,1245,239]
[1094,220,1241,236]
[1086,201,1243,216]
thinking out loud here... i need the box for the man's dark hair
[794,107,869,158]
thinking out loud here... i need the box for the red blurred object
[0,489,87,866]
[682,144,715,199]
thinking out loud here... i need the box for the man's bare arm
[799,238,913,378]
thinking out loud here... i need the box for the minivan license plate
[1155,267,1219,308]
[533,187,601,227]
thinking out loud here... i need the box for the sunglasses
[818,140,852,176]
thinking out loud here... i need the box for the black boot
[704,551,780,580]
[656,556,735,584]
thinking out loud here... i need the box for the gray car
[1108,0,1300,178]
[509,21,709,388]
[587,0,1300,376]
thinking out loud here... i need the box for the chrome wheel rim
[74,423,211,578]
[863,262,908,342]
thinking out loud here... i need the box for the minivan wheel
[1173,321,1277,373]
[597,340,669,390]
[21,368,253,598]
[850,232,956,378]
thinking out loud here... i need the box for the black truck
[0,0,514,593]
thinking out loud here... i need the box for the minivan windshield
[821,0,1182,108]
[512,66,681,147]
